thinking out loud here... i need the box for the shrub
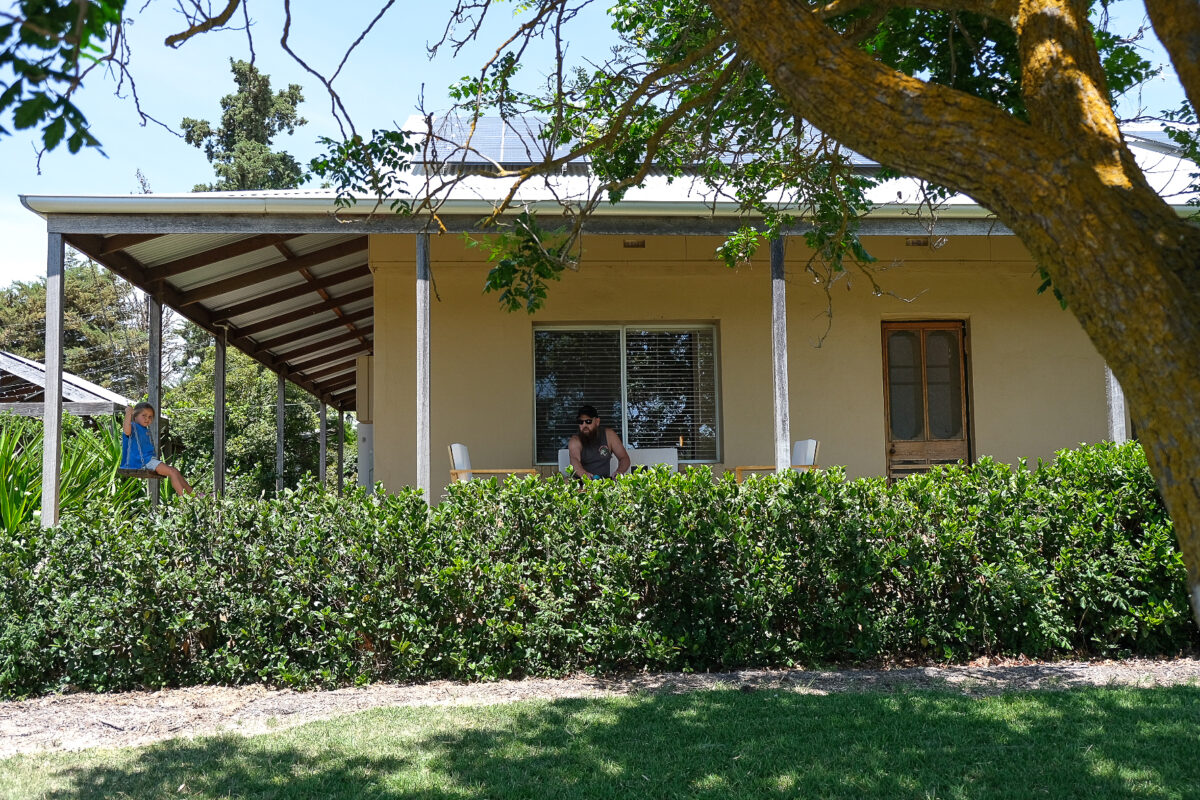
[0,412,147,534]
[0,442,1194,698]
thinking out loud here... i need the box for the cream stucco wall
[369,232,1108,495]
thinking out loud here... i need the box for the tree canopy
[180,58,307,192]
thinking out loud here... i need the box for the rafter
[234,287,373,338]
[148,234,303,281]
[274,240,373,350]
[268,326,374,367]
[256,307,374,352]
[98,233,163,254]
[177,237,367,307]
[64,232,346,408]
[302,360,359,382]
[214,264,370,322]
[284,342,372,372]
[319,374,357,393]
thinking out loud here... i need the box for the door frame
[880,320,974,479]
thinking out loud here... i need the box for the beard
[580,425,602,448]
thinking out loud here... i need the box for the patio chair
[733,438,821,483]
[447,443,538,483]
[628,447,678,472]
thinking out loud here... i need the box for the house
[21,120,1190,517]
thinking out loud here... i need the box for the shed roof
[1,350,134,405]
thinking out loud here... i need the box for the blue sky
[0,0,1188,288]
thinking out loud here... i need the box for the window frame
[532,323,722,465]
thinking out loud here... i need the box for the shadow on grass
[35,686,1200,799]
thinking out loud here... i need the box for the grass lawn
[2,685,1198,799]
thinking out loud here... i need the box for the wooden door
[882,321,970,479]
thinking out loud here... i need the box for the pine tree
[180,59,307,192]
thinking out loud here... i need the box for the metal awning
[17,196,394,412]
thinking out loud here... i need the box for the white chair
[558,446,678,476]
[792,438,819,467]
[628,447,679,472]
[734,439,821,483]
[448,443,538,483]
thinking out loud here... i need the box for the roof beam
[214,264,369,322]
[98,233,163,254]
[148,233,303,281]
[268,326,374,368]
[256,307,374,352]
[284,342,372,372]
[44,211,1017,238]
[234,287,373,338]
[177,237,367,306]
[65,232,352,409]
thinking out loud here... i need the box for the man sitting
[567,404,630,480]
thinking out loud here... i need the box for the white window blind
[534,326,719,463]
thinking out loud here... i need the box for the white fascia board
[20,191,1000,220]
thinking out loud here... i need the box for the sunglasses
[577,418,596,426]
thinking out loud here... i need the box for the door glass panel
[925,330,963,440]
[887,331,924,440]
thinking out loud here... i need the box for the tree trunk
[708,0,1200,626]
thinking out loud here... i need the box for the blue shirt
[121,421,156,469]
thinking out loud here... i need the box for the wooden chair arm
[733,464,820,483]
[449,468,539,481]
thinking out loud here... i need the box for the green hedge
[1,442,1194,698]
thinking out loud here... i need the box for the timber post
[39,232,65,528]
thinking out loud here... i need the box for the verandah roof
[18,191,1013,413]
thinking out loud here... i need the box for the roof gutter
[20,192,1004,220]
[22,192,1196,223]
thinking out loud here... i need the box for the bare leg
[155,463,195,496]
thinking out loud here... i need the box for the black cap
[576,404,599,419]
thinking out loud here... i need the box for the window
[534,326,720,463]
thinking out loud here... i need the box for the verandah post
[338,409,345,495]
[214,335,226,497]
[771,236,791,473]
[416,232,431,504]
[1105,365,1128,444]
[39,232,65,528]
[319,402,327,486]
[148,296,162,508]
[276,374,285,493]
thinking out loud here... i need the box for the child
[122,402,197,496]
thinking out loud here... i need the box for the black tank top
[579,427,613,477]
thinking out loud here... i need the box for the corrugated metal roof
[1,350,134,404]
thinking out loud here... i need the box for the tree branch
[1144,0,1200,113]
[710,0,1055,207]
[165,0,243,48]
[813,0,1020,24]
